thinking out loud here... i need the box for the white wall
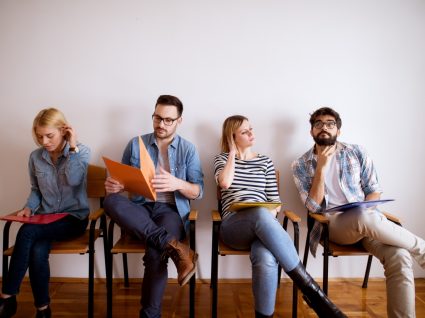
[1,0,425,281]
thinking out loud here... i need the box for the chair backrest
[87,165,107,199]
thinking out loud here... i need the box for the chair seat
[3,229,101,256]
[218,240,250,256]
[111,236,146,254]
[110,235,191,254]
[325,241,371,257]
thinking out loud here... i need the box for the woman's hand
[17,207,31,217]
[63,125,78,148]
[227,136,238,158]
[105,177,124,194]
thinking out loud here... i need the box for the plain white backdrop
[1,1,424,281]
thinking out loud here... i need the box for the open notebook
[103,136,156,201]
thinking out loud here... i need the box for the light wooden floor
[4,278,425,317]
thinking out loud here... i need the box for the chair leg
[189,272,195,318]
[88,249,94,318]
[107,252,113,318]
[107,220,115,318]
[189,220,196,318]
[362,255,373,288]
[323,228,330,296]
[211,222,220,318]
[122,253,129,287]
[2,221,12,279]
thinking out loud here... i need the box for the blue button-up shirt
[122,133,204,222]
[291,142,382,255]
[26,143,91,220]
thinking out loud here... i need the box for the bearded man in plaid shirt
[292,107,425,318]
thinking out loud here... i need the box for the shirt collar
[147,133,180,149]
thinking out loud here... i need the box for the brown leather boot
[166,239,198,286]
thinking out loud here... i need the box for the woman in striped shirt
[214,115,345,318]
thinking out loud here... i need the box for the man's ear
[177,117,183,125]
[337,129,341,137]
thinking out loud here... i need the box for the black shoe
[255,311,273,317]
[287,262,347,318]
[0,295,17,318]
[35,305,51,318]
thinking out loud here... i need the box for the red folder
[0,213,69,224]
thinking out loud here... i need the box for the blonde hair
[32,108,68,146]
[220,115,248,153]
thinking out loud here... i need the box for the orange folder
[103,136,157,201]
[0,212,69,224]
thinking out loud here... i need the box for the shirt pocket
[35,170,48,188]
[173,163,187,179]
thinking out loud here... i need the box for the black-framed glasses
[313,121,337,129]
[152,114,180,126]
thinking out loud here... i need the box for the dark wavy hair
[309,107,342,129]
[155,95,183,117]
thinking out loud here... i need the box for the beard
[313,132,337,146]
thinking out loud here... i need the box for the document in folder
[229,202,282,212]
[325,199,394,213]
[103,136,157,201]
[0,213,69,224]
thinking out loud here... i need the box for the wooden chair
[302,210,402,295]
[2,164,108,318]
[210,171,301,318]
[106,208,198,318]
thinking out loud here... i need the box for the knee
[30,242,50,263]
[383,248,413,278]
[16,225,37,242]
[104,193,128,219]
[104,193,120,211]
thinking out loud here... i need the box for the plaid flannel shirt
[291,142,382,256]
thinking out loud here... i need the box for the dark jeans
[2,215,88,307]
[104,194,185,318]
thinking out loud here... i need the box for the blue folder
[325,199,395,212]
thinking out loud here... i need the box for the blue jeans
[220,207,300,316]
[104,194,185,318]
[2,215,88,307]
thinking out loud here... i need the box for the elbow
[218,181,231,190]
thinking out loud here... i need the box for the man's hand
[151,167,182,192]
[316,145,337,171]
[105,177,124,194]
[17,207,31,217]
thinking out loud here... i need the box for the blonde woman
[214,115,345,318]
[0,108,90,318]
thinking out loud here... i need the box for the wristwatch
[69,146,79,153]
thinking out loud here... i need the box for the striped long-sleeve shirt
[214,153,280,219]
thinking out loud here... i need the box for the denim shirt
[25,143,91,220]
[122,133,204,221]
[291,142,382,256]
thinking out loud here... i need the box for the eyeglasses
[152,114,180,126]
[313,121,337,129]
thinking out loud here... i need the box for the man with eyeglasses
[291,107,425,318]
[104,95,204,318]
